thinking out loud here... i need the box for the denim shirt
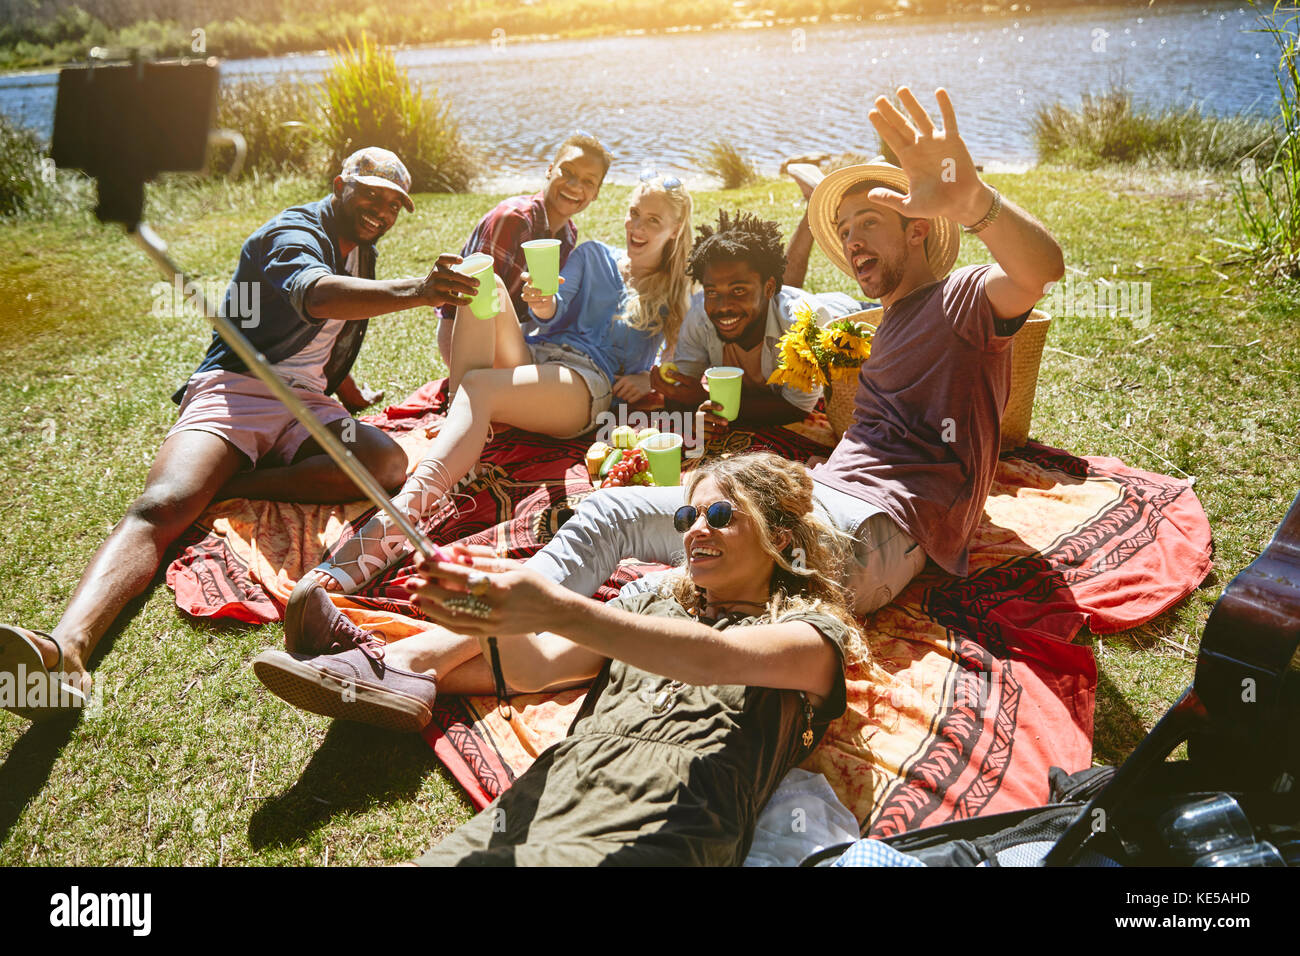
[173,195,376,403]
[526,241,664,386]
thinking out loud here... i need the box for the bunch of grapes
[600,447,652,487]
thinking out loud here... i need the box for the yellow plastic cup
[521,239,562,296]
[456,252,499,319]
[705,366,744,421]
[639,432,684,487]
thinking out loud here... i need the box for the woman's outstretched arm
[407,559,840,701]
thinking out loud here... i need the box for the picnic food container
[585,441,655,487]
[824,379,860,440]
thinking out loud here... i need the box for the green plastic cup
[705,366,744,422]
[639,432,683,487]
[456,252,499,319]
[521,238,562,296]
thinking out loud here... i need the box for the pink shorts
[167,369,352,467]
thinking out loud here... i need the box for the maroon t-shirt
[812,265,1028,576]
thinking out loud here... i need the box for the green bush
[698,139,759,189]
[317,33,478,193]
[1032,89,1273,171]
[1233,3,1300,279]
[115,19,191,54]
[213,80,323,178]
[0,115,55,218]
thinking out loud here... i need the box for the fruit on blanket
[586,444,655,488]
[598,449,624,479]
[637,427,660,443]
[585,441,612,480]
[610,426,638,449]
[599,447,652,488]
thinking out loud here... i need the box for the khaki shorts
[527,341,614,438]
[811,480,928,617]
[843,511,928,616]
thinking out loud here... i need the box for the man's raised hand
[867,87,993,228]
[420,253,479,309]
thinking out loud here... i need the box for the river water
[0,2,1281,185]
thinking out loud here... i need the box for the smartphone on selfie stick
[50,55,450,565]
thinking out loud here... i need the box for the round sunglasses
[673,500,735,534]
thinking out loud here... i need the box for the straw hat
[807,163,960,282]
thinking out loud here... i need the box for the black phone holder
[50,56,219,228]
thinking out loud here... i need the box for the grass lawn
[0,167,1295,865]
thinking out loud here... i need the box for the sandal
[0,624,88,722]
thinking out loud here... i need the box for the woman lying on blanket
[258,451,858,866]
[288,177,693,617]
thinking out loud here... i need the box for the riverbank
[3,0,1280,197]
[0,0,1220,73]
[0,166,1295,864]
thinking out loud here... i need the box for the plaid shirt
[438,192,577,323]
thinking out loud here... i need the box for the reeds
[213,80,322,178]
[1231,2,1300,279]
[0,114,85,218]
[317,33,477,193]
[1032,88,1273,171]
[698,139,759,189]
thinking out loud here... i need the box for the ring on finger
[466,570,490,597]
[443,595,492,619]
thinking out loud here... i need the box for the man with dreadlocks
[651,209,861,437]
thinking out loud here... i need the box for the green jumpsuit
[416,591,849,866]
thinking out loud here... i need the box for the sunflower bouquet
[766,300,873,393]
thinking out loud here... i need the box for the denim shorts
[528,341,614,438]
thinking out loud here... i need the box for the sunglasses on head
[674,500,735,533]
[639,168,683,191]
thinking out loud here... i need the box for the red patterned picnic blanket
[166,380,1213,833]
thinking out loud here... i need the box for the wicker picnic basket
[824,376,861,439]
[823,308,1052,450]
[1000,310,1052,450]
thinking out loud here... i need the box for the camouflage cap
[340,147,414,212]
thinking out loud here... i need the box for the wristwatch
[962,186,1002,235]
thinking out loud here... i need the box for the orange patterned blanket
[167,381,1212,832]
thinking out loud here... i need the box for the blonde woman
[287,177,693,620]
[254,452,859,866]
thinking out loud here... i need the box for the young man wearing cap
[652,208,863,437]
[0,147,479,719]
[245,90,1064,731]
[436,133,613,367]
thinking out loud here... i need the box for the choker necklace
[711,600,768,611]
[693,598,769,624]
